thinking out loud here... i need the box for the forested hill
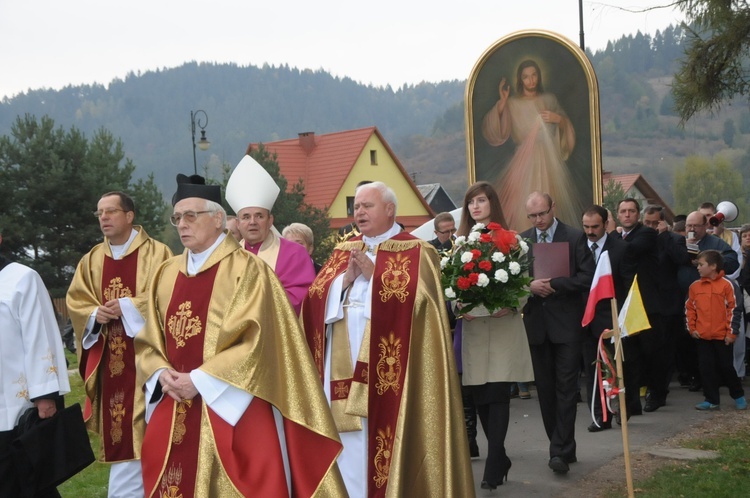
[2,23,748,206]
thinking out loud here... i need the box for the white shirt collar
[362,222,402,252]
[588,233,607,248]
[536,218,559,242]
[109,228,138,260]
[187,233,227,276]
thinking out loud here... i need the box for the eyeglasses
[170,210,212,226]
[93,208,126,218]
[436,228,457,235]
[527,207,552,220]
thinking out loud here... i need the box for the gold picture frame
[465,29,602,231]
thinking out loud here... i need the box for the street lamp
[190,109,211,175]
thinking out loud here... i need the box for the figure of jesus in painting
[481,59,582,231]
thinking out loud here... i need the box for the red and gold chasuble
[81,250,139,462]
[301,233,421,496]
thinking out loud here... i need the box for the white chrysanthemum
[440,257,449,269]
[472,223,486,231]
[445,287,456,299]
[468,231,481,242]
[454,235,466,245]
[495,269,509,283]
[460,251,474,263]
[476,273,490,287]
[509,261,521,275]
[519,240,529,254]
[491,252,506,263]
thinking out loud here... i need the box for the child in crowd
[685,250,747,410]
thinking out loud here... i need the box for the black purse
[11,403,95,497]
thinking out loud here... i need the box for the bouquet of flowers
[440,222,532,316]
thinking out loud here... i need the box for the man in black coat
[613,198,662,417]
[521,192,594,474]
[581,205,632,432]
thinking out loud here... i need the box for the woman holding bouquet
[456,181,534,490]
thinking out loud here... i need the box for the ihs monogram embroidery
[167,302,203,348]
[379,253,411,303]
[104,277,132,301]
[375,333,402,395]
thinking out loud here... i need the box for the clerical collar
[188,232,227,275]
[109,228,138,260]
[536,218,559,242]
[362,222,402,253]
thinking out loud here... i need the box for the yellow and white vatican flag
[617,275,651,337]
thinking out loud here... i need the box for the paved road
[469,379,738,496]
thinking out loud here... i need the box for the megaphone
[709,201,738,226]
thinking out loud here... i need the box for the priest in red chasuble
[67,191,172,497]
[135,175,345,498]
[301,181,475,497]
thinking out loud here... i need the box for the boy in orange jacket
[685,250,747,410]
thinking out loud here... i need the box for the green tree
[673,0,750,122]
[0,114,167,295]
[602,178,627,215]
[672,155,748,216]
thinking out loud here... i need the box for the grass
[599,424,750,498]
[57,350,110,498]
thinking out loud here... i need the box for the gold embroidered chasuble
[66,226,172,462]
[302,233,475,497]
[136,235,346,497]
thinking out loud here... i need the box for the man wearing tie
[521,192,594,474]
[581,205,631,432]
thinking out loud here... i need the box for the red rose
[468,273,479,285]
[479,233,492,243]
[486,222,503,231]
[463,262,475,271]
[491,227,518,254]
[457,276,471,290]
[470,249,482,259]
[478,260,492,271]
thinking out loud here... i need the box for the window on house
[370,150,378,165]
[346,196,355,216]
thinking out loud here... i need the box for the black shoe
[688,381,702,392]
[469,439,479,459]
[644,398,666,412]
[548,456,569,474]
[481,481,497,490]
[588,419,612,432]
[563,454,577,464]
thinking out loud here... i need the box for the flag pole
[607,298,634,498]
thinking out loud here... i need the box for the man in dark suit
[613,198,661,417]
[581,205,632,432]
[642,205,691,407]
[521,192,594,474]
[428,211,456,252]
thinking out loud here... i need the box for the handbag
[11,403,95,497]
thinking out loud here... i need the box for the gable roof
[603,172,675,221]
[246,127,433,216]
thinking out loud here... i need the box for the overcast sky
[0,1,685,100]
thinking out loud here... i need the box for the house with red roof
[246,127,434,231]
[603,171,675,222]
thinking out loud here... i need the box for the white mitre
[225,155,281,213]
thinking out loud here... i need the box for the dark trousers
[583,334,613,421]
[640,317,671,401]
[622,335,644,416]
[458,374,477,443]
[468,382,511,484]
[529,340,580,460]
[676,329,701,382]
[697,339,745,405]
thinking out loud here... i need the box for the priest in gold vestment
[66,191,172,497]
[136,174,345,498]
[301,181,475,497]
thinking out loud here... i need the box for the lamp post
[190,109,211,175]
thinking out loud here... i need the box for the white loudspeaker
[709,201,739,226]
